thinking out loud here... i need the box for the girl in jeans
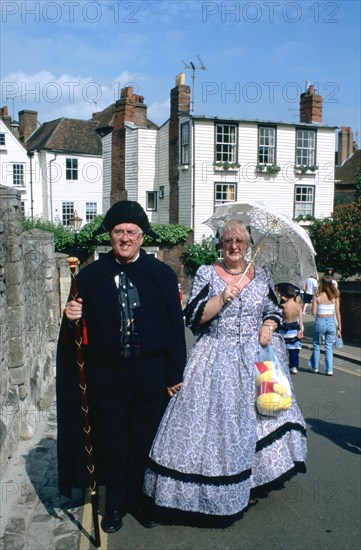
[308,275,342,376]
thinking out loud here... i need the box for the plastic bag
[335,331,343,349]
[255,345,292,417]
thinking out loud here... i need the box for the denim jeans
[308,317,337,373]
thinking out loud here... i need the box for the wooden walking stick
[67,256,101,548]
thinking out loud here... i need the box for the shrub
[182,235,218,277]
[23,216,192,257]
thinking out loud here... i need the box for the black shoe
[101,510,123,533]
[133,506,158,528]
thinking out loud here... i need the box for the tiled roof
[335,149,361,184]
[25,118,102,155]
[25,103,159,154]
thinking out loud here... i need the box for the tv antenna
[288,108,298,123]
[6,95,22,120]
[181,55,207,112]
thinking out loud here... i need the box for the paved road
[1,347,360,550]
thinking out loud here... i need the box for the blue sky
[1,0,360,147]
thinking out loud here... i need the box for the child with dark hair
[279,286,304,374]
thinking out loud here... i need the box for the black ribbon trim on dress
[184,283,210,333]
[256,422,306,453]
[147,458,252,487]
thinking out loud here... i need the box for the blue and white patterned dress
[144,265,307,517]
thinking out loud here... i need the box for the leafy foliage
[22,215,192,257]
[356,170,361,194]
[309,199,361,277]
[182,235,218,276]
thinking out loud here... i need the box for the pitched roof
[25,118,102,155]
[25,103,159,154]
[335,149,361,184]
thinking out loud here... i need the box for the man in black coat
[57,201,186,533]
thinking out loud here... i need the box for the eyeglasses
[223,238,247,247]
[111,229,143,240]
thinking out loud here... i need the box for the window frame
[62,201,74,226]
[180,122,190,165]
[258,126,276,164]
[295,129,316,167]
[294,185,315,218]
[214,123,238,164]
[0,133,5,146]
[146,191,158,211]
[12,163,25,186]
[66,158,78,180]
[85,202,97,223]
[214,182,237,208]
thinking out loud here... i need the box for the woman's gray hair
[220,220,251,245]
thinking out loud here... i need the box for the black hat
[94,200,158,238]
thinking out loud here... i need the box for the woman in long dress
[144,220,307,521]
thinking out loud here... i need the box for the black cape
[56,249,186,495]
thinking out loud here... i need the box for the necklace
[222,260,248,276]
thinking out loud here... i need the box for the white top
[317,302,335,315]
[305,277,318,295]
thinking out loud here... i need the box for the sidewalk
[0,382,86,550]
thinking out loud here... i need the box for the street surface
[1,337,360,550]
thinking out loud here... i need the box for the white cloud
[0,69,140,121]
[148,98,170,123]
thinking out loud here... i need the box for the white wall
[0,120,35,217]
[40,151,103,226]
[189,119,336,242]
[157,121,170,224]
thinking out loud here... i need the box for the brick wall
[338,281,361,343]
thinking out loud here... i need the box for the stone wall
[0,186,59,476]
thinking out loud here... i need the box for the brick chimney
[0,105,12,130]
[18,110,38,143]
[111,86,148,204]
[300,84,322,123]
[169,73,191,224]
[337,126,354,165]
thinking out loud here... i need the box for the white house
[98,77,336,242]
[0,108,37,218]
[177,114,336,241]
[25,116,103,227]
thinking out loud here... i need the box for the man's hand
[167,383,182,397]
[64,298,83,320]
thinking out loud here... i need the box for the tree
[309,199,361,277]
